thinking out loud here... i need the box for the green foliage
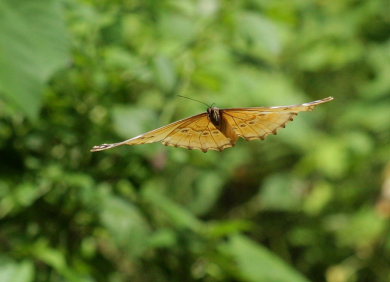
[0,0,70,120]
[0,0,389,281]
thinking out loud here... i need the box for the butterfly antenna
[177,95,211,108]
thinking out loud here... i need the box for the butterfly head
[207,106,221,126]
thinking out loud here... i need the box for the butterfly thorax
[207,107,221,126]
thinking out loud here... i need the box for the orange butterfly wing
[91,97,333,153]
[91,113,234,153]
[221,97,333,141]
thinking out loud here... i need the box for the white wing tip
[90,143,117,152]
[302,96,334,108]
[313,96,334,104]
[321,96,334,102]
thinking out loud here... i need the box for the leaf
[31,240,92,281]
[153,55,177,93]
[0,0,70,119]
[187,172,225,215]
[100,196,151,256]
[0,259,34,282]
[225,235,310,282]
[236,12,286,59]
[112,105,157,138]
[260,174,304,211]
[329,208,386,248]
[142,182,203,231]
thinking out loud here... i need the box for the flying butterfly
[91,96,333,153]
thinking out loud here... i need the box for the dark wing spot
[248,120,256,125]
[181,129,189,133]
[212,130,220,135]
[202,132,209,136]
[240,124,247,127]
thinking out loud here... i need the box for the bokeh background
[0,0,389,281]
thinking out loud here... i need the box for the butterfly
[91,97,333,153]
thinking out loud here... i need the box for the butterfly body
[91,97,333,153]
[207,107,222,127]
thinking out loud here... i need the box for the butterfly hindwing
[162,114,233,152]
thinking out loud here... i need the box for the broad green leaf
[226,235,310,282]
[327,208,386,248]
[187,172,225,215]
[112,105,157,138]
[260,174,304,211]
[31,240,93,281]
[0,259,34,282]
[153,55,177,93]
[100,196,151,256]
[303,182,333,216]
[236,12,286,60]
[0,0,70,119]
[142,182,203,231]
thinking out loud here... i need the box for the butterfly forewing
[91,113,234,152]
[221,97,333,141]
[225,96,334,112]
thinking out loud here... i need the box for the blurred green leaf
[0,0,70,119]
[308,138,349,178]
[142,182,203,231]
[112,105,157,138]
[236,12,287,59]
[326,208,386,248]
[100,196,150,256]
[260,174,304,211]
[225,235,310,282]
[188,172,225,215]
[361,42,390,97]
[303,182,333,215]
[153,55,177,93]
[0,259,34,282]
[31,240,90,281]
[148,228,177,248]
[207,220,254,238]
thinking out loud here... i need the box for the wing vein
[161,118,198,142]
[224,112,261,137]
[208,122,219,149]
